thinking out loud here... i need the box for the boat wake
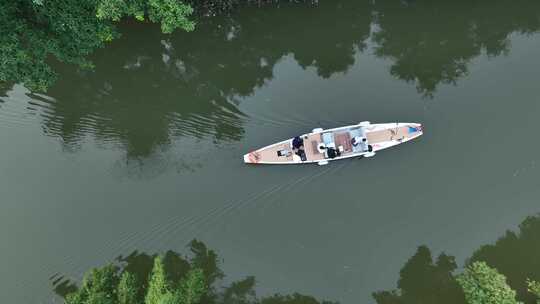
[56,165,340,280]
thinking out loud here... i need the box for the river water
[1,1,540,303]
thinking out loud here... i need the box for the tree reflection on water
[373,0,540,96]
[2,0,539,173]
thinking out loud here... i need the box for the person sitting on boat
[326,146,340,159]
[295,148,307,161]
[351,136,367,147]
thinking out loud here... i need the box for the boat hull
[244,122,423,165]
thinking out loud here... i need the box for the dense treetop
[56,215,540,304]
[55,240,334,304]
[2,0,539,95]
[374,215,540,304]
[0,0,312,92]
[0,0,195,92]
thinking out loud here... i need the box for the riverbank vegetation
[55,239,334,304]
[0,0,312,92]
[57,215,540,304]
[374,214,540,304]
[0,0,190,92]
[2,0,539,96]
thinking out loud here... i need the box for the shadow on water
[0,82,10,98]
[51,239,334,304]
[372,246,466,304]
[232,0,373,78]
[33,20,249,159]
[469,215,540,304]
[372,0,540,97]
[50,213,540,304]
[18,0,372,176]
[374,213,540,304]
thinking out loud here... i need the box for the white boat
[243,121,423,165]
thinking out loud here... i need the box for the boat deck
[335,131,353,153]
[255,141,293,163]
[245,123,422,164]
[366,126,411,143]
[304,133,324,161]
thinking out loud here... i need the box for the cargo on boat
[243,122,423,165]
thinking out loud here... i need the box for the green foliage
[87,291,116,304]
[82,265,119,301]
[118,272,139,304]
[66,264,120,304]
[457,261,521,304]
[151,269,206,304]
[96,0,139,21]
[0,0,114,92]
[469,215,540,303]
[147,0,195,33]
[0,0,194,92]
[66,291,85,304]
[260,293,335,304]
[96,0,195,33]
[146,256,170,304]
[177,269,206,304]
[56,241,333,304]
[527,280,540,304]
[157,291,182,304]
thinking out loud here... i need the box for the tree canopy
[145,256,170,304]
[2,0,538,95]
[374,214,540,304]
[457,261,521,304]
[0,0,194,92]
[57,240,332,304]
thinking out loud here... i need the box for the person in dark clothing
[292,136,304,149]
[296,149,307,161]
[326,147,337,158]
[292,136,306,161]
